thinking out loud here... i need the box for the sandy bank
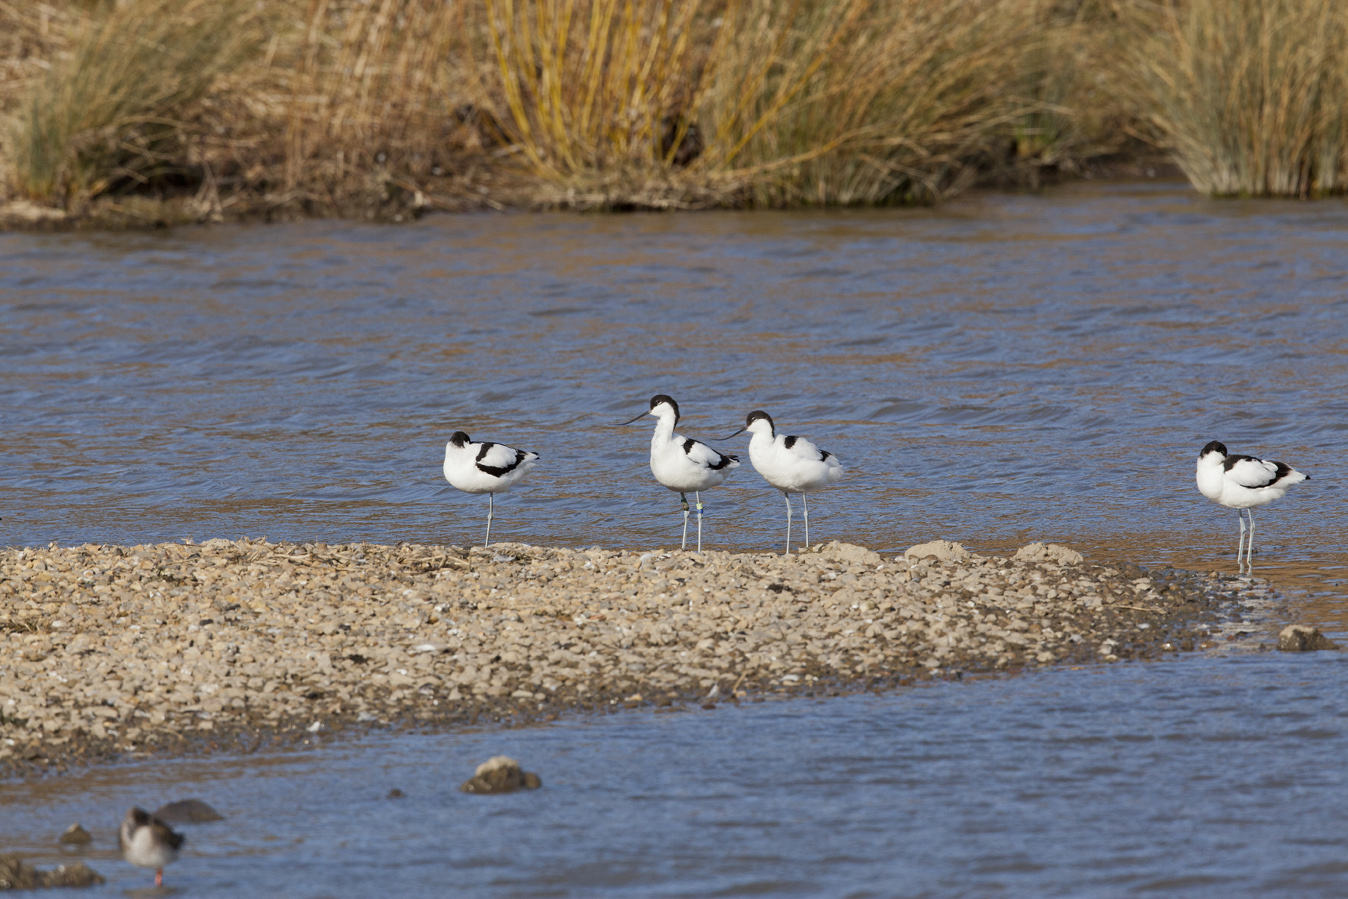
[0,539,1243,776]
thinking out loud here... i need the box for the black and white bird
[722,410,843,554]
[119,807,184,888]
[1195,440,1308,571]
[443,431,539,546]
[622,395,739,552]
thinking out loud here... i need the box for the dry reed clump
[0,0,1154,218]
[482,0,1067,207]
[9,0,267,208]
[1,0,508,221]
[1132,0,1348,197]
[6,0,1348,221]
[275,0,478,216]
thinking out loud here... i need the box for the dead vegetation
[0,0,1343,228]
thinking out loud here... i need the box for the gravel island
[1,539,1244,776]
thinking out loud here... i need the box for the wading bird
[1195,440,1308,571]
[443,431,539,546]
[622,395,738,552]
[119,807,184,888]
[722,410,843,554]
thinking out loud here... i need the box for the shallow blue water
[1,183,1346,591]
[3,183,1348,895]
[3,652,1347,897]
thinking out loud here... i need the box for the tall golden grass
[703,0,1026,205]
[483,0,1043,206]
[9,0,266,205]
[3,0,1347,217]
[278,0,466,208]
[1134,0,1348,196]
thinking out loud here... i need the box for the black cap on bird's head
[649,394,679,420]
[449,431,472,448]
[621,395,680,426]
[745,410,774,434]
[1200,440,1227,458]
[719,409,774,442]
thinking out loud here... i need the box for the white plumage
[1196,440,1308,571]
[443,430,539,546]
[725,410,843,554]
[623,394,738,552]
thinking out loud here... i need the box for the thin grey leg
[696,491,704,553]
[783,493,793,556]
[1240,509,1250,574]
[802,494,810,549]
[485,493,494,547]
[1236,510,1246,570]
[680,493,689,550]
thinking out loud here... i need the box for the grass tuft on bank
[1134,0,1348,197]
[10,0,266,208]
[483,0,1046,207]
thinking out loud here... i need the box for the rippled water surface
[4,654,1348,897]
[3,183,1348,893]
[3,183,1346,594]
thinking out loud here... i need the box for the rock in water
[44,862,102,888]
[152,799,224,823]
[58,823,92,845]
[0,854,104,889]
[1277,625,1339,652]
[460,756,542,794]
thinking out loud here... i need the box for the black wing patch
[709,453,738,470]
[475,443,528,478]
[783,435,797,449]
[1223,453,1287,487]
[161,822,186,850]
[685,437,736,470]
[821,450,833,461]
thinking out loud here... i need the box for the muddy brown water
[2,182,1347,895]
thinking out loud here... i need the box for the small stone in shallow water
[0,855,104,889]
[386,788,405,799]
[59,823,92,845]
[1277,625,1339,652]
[460,756,542,794]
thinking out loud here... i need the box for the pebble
[57,823,91,845]
[0,539,1240,775]
[460,755,542,794]
[1277,625,1339,653]
[0,855,103,889]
